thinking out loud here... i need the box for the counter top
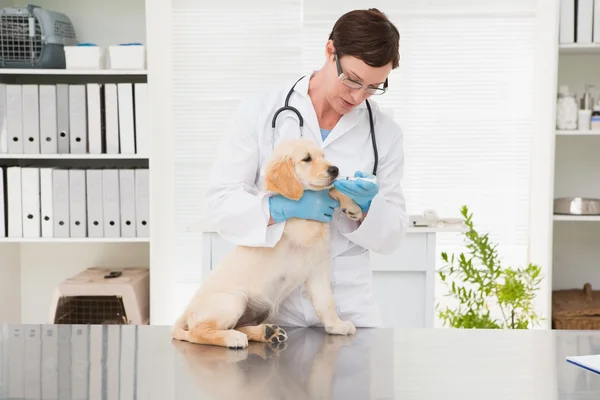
[1,324,599,399]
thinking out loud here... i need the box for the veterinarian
[205,8,408,328]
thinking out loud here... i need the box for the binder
[6,85,23,154]
[70,325,89,399]
[86,169,104,238]
[21,168,41,238]
[104,84,120,154]
[102,169,121,237]
[7,325,25,399]
[39,85,58,154]
[117,83,135,154]
[68,84,87,154]
[41,325,59,399]
[119,169,136,237]
[52,169,70,238]
[559,0,575,44]
[23,325,41,399]
[56,84,70,154]
[69,169,87,238]
[87,83,103,154]
[0,167,5,237]
[40,168,53,238]
[0,84,7,153]
[6,167,22,237]
[135,169,149,237]
[134,83,149,155]
[577,0,594,44]
[22,84,40,154]
[566,354,600,375]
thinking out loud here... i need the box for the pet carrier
[49,267,150,325]
[0,4,78,69]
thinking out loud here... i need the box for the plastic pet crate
[0,4,78,69]
[49,267,149,325]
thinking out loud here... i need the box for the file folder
[40,168,53,238]
[21,168,41,238]
[0,167,5,237]
[104,84,119,154]
[68,85,87,154]
[135,169,149,237]
[56,84,70,154]
[118,83,135,154]
[0,84,7,153]
[102,169,121,237]
[6,85,23,154]
[39,85,58,154]
[69,169,87,238]
[22,84,40,154]
[86,169,104,238]
[52,169,70,238]
[119,169,136,237]
[134,83,149,155]
[567,355,600,375]
[87,83,103,154]
[6,166,22,237]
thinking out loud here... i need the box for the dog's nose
[327,166,339,177]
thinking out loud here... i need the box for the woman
[205,8,408,328]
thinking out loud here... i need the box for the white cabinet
[201,228,454,329]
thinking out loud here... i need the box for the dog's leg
[235,324,288,344]
[306,256,356,335]
[329,187,363,221]
[181,292,250,349]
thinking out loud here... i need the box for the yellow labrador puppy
[172,138,362,348]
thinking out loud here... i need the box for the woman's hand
[333,171,379,212]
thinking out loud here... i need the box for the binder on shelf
[104,83,120,154]
[102,169,121,237]
[23,325,42,398]
[577,0,594,44]
[134,83,149,156]
[135,168,149,237]
[0,84,8,153]
[56,84,70,154]
[21,167,41,238]
[86,169,104,238]
[6,85,23,154]
[119,169,137,237]
[68,169,87,238]
[118,83,135,154]
[52,168,70,238]
[40,168,54,238]
[6,166,22,238]
[39,85,58,154]
[68,84,88,154]
[22,84,40,154]
[0,167,5,237]
[560,0,575,44]
[86,83,103,154]
[41,325,59,398]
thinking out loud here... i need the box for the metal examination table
[1,324,599,399]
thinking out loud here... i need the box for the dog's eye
[302,155,312,162]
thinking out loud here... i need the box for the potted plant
[437,205,544,329]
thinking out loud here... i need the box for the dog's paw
[341,203,363,221]
[325,320,356,336]
[225,330,249,349]
[264,324,288,344]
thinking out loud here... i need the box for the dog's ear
[265,155,303,200]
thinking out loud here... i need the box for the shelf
[0,154,148,160]
[0,68,147,76]
[553,214,600,221]
[556,130,600,136]
[0,237,149,243]
[559,43,600,54]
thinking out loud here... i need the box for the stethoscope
[270,75,379,176]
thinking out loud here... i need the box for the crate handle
[584,283,593,302]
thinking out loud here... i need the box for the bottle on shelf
[556,85,578,130]
[591,104,600,130]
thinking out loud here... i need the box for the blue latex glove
[333,171,379,212]
[269,190,340,223]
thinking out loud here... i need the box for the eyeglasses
[335,54,388,95]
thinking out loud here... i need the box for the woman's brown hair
[328,8,400,69]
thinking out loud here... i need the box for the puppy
[172,138,362,349]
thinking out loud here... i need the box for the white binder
[40,168,54,238]
[86,83,102,154]
[8,325,25,399]
[23,325,41,399]
[22,84,40,154]
[86,169,104,238]
[6,85,23,154]
[119,169,136,237]
[0,84,8,153]
[21,168,41,238]
[68,169,87,238]
[39,85,58,154]
[70,325,89,399]
[0,167,5,237]
[6,166,22,237]
[102,169,121,237]
[117,83,135,154]
[68,85,87,154]
[52,169,70,238]
[134,83,149,155]
[104,84,120,154]
[56,84,70,154]
[41,325,59,399]
[135,168,149,237]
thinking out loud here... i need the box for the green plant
[437,205,544,329]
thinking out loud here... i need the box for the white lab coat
[205,71,408,328]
